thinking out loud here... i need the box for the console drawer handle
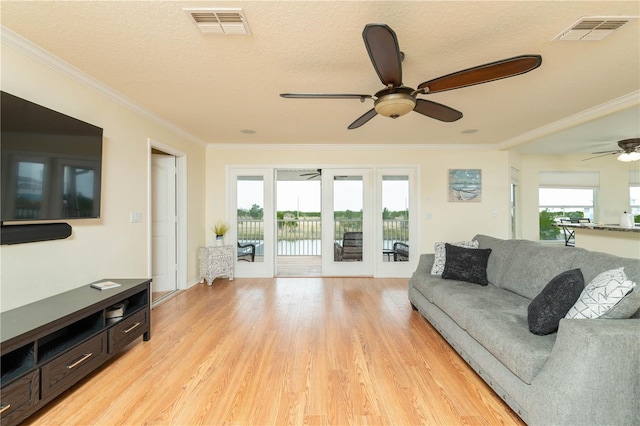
[0,404,11,415]
[123,322,141,334]
[66,353,93,369]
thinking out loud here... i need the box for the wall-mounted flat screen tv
[1,91,103,222]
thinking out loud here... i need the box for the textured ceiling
[1,1,639,153]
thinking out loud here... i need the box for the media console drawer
[40,333,108,399]
[0,370,39,425]
[108,309,148,353]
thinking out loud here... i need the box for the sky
[237,180,409,212]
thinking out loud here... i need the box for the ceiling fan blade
[417,55,542,94]
[413,99,463,122]
[280,93,373,100]
[348,108,378,129]
[362,24,403,87]
[582,152,619,161]
[590,149,620,154]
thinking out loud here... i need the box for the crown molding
[498,90,640,151]
[1,25,207,148]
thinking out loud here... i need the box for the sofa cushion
[498,240,579,300]
[565,268,637,319]
[429,282,527,331]
[465,308,556,384]
[410,271,453,302]
[527,269,584,335]
[429,281,556,384]
[430,240,479,276]
[473,234,517,287]
[441,244,491,285]
[601,289,640,319]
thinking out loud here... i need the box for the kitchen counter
[561,223,640,233]
[560,223,640,258]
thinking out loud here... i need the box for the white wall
[206,145,512,257]
[1,39,207,311]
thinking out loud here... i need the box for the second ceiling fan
[281,24,542,129]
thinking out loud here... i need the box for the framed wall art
[448,169,482,202]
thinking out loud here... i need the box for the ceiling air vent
[184,8,251,35]
[554,17,636,41]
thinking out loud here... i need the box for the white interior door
[322,168,373,276]
[151,154,177,293]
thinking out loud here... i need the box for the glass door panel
[334,176,363,262]
[236,176,265,262]
[382,175,409,261]
[376,168,417,277]
[322,169,372,276]
[230,169,274,277]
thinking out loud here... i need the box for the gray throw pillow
[441,243,492,286]
[528,269,584,336]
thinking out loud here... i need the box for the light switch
[130,212,142,223]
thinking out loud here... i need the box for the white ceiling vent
[184,8,251,35]
[554,17,637,41]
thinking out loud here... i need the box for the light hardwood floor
[26,278,524,425]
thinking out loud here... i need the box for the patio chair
[335,232,363,261]
[237,242,256,262]
[393,242,409,261]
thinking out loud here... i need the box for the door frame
[147,139,188,298]
[321,168,373,277]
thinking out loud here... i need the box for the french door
[322,169,373,276]
[229,168,274,277]
[230,166,416,278]
[375,168,417,277]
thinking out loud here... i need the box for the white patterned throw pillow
[565,267,637,319]
[430,240,479,276]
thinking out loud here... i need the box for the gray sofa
[408,234,640,426]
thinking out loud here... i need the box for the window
[538,172,598,242]
[630,186,640,219]
[630,171,640,222]
[539,188,595,241]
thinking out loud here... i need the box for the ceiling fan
[583,138,640,162]
[300,169,321,180]
[281,23,542,129]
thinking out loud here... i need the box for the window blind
[539,171,599,188]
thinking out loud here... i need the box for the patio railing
[237,218,408,256]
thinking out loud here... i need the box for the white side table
[199,245,234,285]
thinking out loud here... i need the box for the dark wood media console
[0,279,151,425]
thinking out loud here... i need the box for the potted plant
[211,221,230,246]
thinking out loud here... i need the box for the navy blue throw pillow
[441,243,492,286]
[528,269,584,336]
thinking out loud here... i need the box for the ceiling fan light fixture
[617,152,640,162]
[374,92,416,118]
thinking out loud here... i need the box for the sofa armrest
[529,318,640,426]
[414,253,435,275]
